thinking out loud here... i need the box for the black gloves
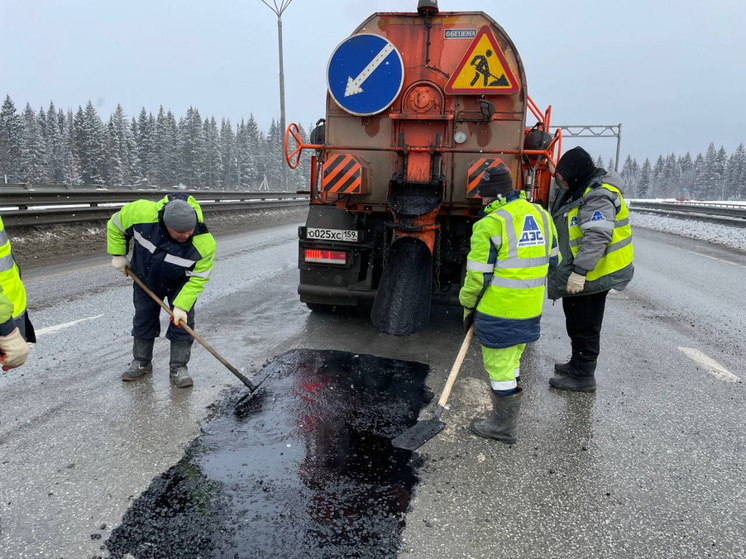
[463,309,474,333]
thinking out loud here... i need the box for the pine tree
[202,116,223,189]
[106,104,131,186]
[21,104,47,184]
[732,143,746,200]
[220,118,237,189]
[678,152,694,199]
[179,107,205,187]
[136,108,156,185]
[265,118,285,190]
[714,146,728,200]
[0,95,24,183]
[693,153,706,200]
[638,159,651,198]
[154,107,180,186]
[62,109,82,185]
[594,155,604,169]
[74,101,107,185]
[652,155,665,197]
[621,155,638,197]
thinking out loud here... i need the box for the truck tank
[284,0,561,336]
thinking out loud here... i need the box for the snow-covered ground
[630,212,746,253]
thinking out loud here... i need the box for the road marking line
[36,315,104,336]
[678,347,741,383]
[691,251,744,268]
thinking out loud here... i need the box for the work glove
[170,306,188,328]
[463,308,475,334]
[0,327,30,370]
[566,272,586,295]
[111,255,129,276]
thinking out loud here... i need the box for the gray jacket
[547,169,634,300]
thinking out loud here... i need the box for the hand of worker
[566,272,586,295]
[111,255,129,276]
[463,308,475,334]
[0,327,30,370]
[171,307,188,328]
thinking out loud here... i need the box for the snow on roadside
[630,212,746,253]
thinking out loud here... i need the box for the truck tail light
[304,249,347,265]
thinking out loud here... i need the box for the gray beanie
[163,199,197,232]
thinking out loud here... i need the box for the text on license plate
[306,227,358,242]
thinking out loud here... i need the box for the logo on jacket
[518,215,544,247]
[570,216,578,227]
[590,210,606,222]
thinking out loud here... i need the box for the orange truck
[284,0,561,336]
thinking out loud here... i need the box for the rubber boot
[169,340,193,388]
[549,359,597,392]
[554,360,574,376]
[469,387,523,444]
[121,338,154,381]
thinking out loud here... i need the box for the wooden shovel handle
[125,268,256,390]
[437,325,474,408]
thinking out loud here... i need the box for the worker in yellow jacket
[0,215,34,370]
[107,194,215,388]
[460,167,558,443]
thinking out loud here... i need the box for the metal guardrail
[0,188,308,227]
[628,200,746,227]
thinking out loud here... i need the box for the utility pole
[261,0,294,191]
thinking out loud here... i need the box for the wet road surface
[107,350,429,558]
[0,223,744,558]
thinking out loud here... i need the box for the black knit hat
[477,165,513,198]
[555,147,596,191]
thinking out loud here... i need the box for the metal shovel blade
[391,416,445,451]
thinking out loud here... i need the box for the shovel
[126,268,262,396]
[392,325,474,451]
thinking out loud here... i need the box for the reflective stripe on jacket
[459,192,559,349]
[0,215,27,335]
[548,170,634,299]
[106,194,216,311]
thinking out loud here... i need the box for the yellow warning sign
[445,26,519,95]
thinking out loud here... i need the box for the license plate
[306,227,358,243]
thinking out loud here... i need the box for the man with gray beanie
[459,165,558,443]
[107,193,216,388]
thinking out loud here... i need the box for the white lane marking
[36,315,104,336]
[678,347,741,383]
[691,251,744,268]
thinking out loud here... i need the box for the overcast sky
[2,0,745,164]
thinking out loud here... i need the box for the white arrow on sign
[344,42,395,97]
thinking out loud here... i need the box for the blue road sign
[327,33,404,117]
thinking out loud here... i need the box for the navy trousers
[131,284,194,342]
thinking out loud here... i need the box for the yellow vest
[0,215,27,320]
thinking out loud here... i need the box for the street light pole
[261,0,294,191]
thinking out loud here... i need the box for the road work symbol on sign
[328,33,404,116]
[445,26,519,95]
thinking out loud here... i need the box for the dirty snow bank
[630,212,746,253]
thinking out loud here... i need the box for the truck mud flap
[371,236,432,336]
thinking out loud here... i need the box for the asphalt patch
[107,349,431,558]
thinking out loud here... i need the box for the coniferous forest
[1,94,744,200]
[0,95,311,191]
